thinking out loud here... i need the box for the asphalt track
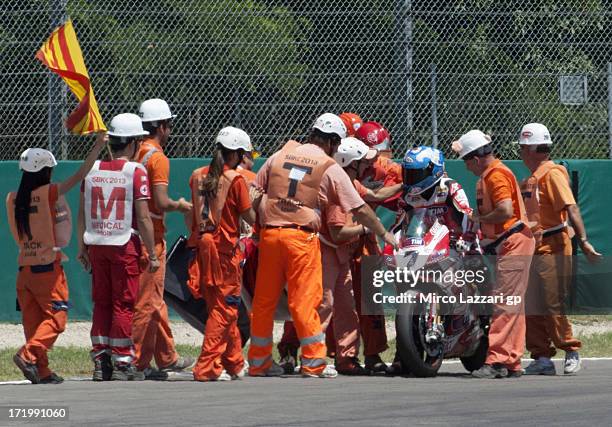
[1,359,611,426]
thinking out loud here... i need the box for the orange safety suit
[6,183,70,379]
[349,161,403,357]
[191,166,251,381]
[522,161,581,359]
[478,159,535,371]
[317,206,362,361]
[132,138,178,370]
[277,206,362,362]
[248,141,365,376]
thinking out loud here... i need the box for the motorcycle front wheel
[395,291,444,378]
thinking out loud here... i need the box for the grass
[568,315,612,325]
[2,331,612,381]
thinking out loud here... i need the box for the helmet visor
[402,165,433,186]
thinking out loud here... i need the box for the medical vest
[83,160,141,246]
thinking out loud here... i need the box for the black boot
[93,353,113,382]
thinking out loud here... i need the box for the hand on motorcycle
[380,230,398,250]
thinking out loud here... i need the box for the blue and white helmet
[401,146,445,195]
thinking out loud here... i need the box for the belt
[484,222,525,255]
[264,224,316,234]
[542,222,567,238]
[18,262,56,273]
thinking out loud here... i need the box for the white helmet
[451,129,492,159]
[139,98,176,123]
[107,113,149,140]
[216,126,252,151]
[334,137,377,168]
[312,113,347,139]
[518,123,552,145]
[19,148,57,172]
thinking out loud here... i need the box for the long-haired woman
[187,127,256,381]
[6,134,106,384]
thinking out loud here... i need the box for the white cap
[333,137,377,168]
[451,129,492,159]
[518,123,552,145]
[312,113,347,139]
[139,98,176,123]
[216,126,252,151]
[107,113,149,139]
[19,148,57,172]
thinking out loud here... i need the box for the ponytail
[15,167,52,240]
[200,144,231,200]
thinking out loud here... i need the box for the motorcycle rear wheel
[460,333,488,372]
[395,292,444,378]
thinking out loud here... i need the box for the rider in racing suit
[386,146,477,375]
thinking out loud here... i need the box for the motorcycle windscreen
[164,235,193,302]
[164,235,207,332]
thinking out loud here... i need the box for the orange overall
[7,184,69,380]
[522,161,581,359]
[348,159,403,357]
[191,167,251,381]
[317,206,362,361]
[478,160,535,371]
[277,206,362,362]
[248,141,365,376]
[132,139,178,370]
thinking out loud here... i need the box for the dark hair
[14,167,52,240]
[463,144,493,160]
[535,144,552,154]
[200,144,241,200]
[108,136,139,155]
[309,128,341,146]
[142,120,170,137]
[142,122,159,136]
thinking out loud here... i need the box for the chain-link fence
[1,1,612,160]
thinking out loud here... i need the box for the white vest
[83,160,141,246]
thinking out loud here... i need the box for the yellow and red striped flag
[36,19,106,134]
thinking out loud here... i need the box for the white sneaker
[564,351,581,374]
[302,365,338,379]
[524,359,556,376]
[212,372,232,381]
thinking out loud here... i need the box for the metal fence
[1,1,612,160]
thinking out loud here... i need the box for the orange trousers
[248,228,327,376]
[318,243,360,360]
[16,262,68,379]
[351,237,388,356]
[132,240,178,370]
[193,250,244,380]
[526,244,581,359]
[277,244,359,361]
[486,230,535,371]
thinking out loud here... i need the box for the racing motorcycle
[385,208,490,377]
